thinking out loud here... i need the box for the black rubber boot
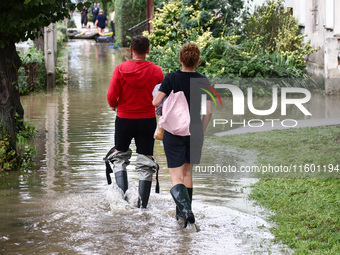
[175,206,183,220]
[187,187,193,201]
[137,180,152,208]
[115,170,128,194]
[176,187,193,220]
[170,184,195,228]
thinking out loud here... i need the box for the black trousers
[81,15,88,26]
[114,117,156,155]
[92,15,97,25]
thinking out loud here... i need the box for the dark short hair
[131,35,150,55]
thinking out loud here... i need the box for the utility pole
[44,23,57,88]
[147,0,154,33]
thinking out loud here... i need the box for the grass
[215,125,340,254]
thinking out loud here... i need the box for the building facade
[293,0,340,94]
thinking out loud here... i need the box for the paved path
[215,118,340,136]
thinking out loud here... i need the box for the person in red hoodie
[106,35,164,208]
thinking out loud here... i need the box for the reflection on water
[0,40,302,254]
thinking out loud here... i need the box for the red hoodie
[107,60,164,119]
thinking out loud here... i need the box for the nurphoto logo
[201,84,312,129]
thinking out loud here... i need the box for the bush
[146,0,320,96]
[147,34,321,96]
[245,0,317,66]
[57,23,68,51]
[68,19,77,28]
[146,0,219,47]
[17,44,46,95]
[148,36,308,79]
[55,65,68,86]
[0,115,36,172]
[148,0,247,47]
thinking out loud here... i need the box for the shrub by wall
[146,0,320,96]
[17,44,46,95]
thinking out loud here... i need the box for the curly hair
[179,43,201,68]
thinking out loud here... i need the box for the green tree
[115,0,147,46]
[98,0,115,14]
[148,0,247,47]
[0,1,88,150]
[183,0,247,37]
[245,0,315,66]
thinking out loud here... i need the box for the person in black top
[80,5,89,27]
[91,2,100,25]
[95,10,107,36]
[153,43,212,228]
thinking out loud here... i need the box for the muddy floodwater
[0,40,298,254]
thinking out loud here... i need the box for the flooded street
[0,40,294,254]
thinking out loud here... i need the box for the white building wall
[292,0,340,93]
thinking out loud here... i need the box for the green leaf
[77,3,84,11]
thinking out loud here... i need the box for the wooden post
[147,0,154,33]
[44,23,56,88]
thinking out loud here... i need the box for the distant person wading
[95,10,107,36]
[80,5,89,27]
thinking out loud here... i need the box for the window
[325,0,334,30]
[299,0,306,26]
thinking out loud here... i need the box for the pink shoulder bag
[159,90,191,136]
